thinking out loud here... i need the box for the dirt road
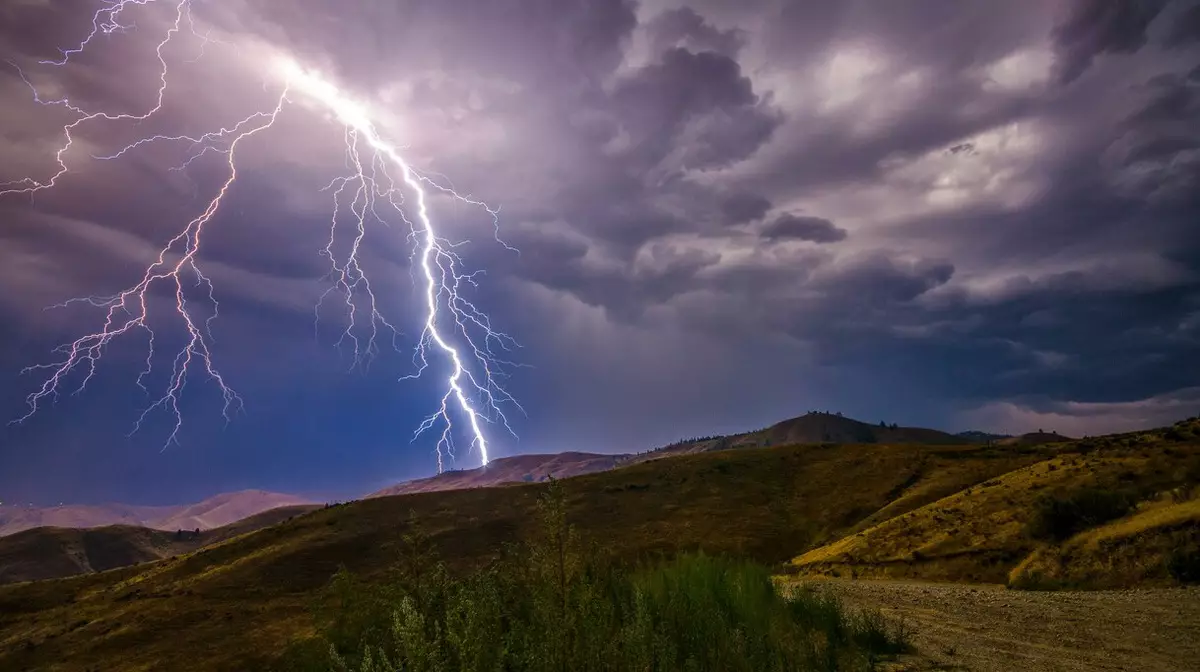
[797,579,1200,672]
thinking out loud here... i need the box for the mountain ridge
[0,489,316,538]
[0,413,1073,536]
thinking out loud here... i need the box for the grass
[1008,496,1200,589]
[0,505,318,585]
[1025,488,1137,542]
[276,480,910,672]
[1,424,1194,669]
[792,424,1200,585]
[0,441,1006,671]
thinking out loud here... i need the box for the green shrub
[284,479,909,671]
[1026,488,1136,542]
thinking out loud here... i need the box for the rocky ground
[796,578,1200,672]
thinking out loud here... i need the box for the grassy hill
[0,505,318,585]
[0,440,1040,672]
[366,412,979,497]
[997,431,1074,447]
[791,419,1200,585]
[1008,496,1200,589]
[0,419,1195,670]
[646,412,967,459]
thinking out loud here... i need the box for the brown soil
[800,578,1200,672]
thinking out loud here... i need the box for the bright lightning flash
[1,0,521,470]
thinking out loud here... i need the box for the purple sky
[0,0,1197,505]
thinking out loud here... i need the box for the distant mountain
[641,412,964,463]
[152,490,317,530]
[369,452,629,498]
[372,412,969,497]
[0,503,176,538]
[746,412,964,447]
[0,504,318,584]
[0,490,316,538]
[956,430,1012,443]
[997,431,1074,447]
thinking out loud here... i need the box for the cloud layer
[0,0,1197,504]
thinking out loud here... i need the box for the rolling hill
[370,411,978,496]
[791,419,1200,585]
[0,438,1051,671]
[0,414,1190,670]
[0,505,319,585]
[0,503,177,538]
[0,490,317,538]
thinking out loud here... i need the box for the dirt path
[796,578,1200,672]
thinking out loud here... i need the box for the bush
[285,479,909,671]
[1026,488,1136,542]
[1167,545,1200,584]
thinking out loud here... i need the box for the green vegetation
[279,480,909,672]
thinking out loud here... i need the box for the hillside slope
[1008,496,1200,589]
[0,505,319,585]
[370,452,628,497]
[0,441,1044,672]
[151,490,316,530]
[792,421,1200,585]
[374,412,975,496]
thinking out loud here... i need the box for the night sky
[1,0,1198,506]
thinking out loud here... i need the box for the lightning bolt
[1,0,520,469]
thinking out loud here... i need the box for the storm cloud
[0,0,1197,505]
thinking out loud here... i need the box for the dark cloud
[1052,0,1170,84]
[645,7,745,57]
[0,0,1198,505]
[611,47,781,172]
[720,192,771,224]
[760,214,847,243]
[1165,2,1200,47]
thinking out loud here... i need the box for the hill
[791,419,1200,585]
[747,412,964,446]
[372,412,971,496]
[151,490,317,530]
[0,490,316,538]
[957,430,1011,443]
[997,431,1074,447]
[0,440,1046,672]
[370,452,628,497]
[646,412,966,458]
[1,419,1194,670]
[0,505,319,585]
[0,503,177,538]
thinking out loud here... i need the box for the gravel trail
[797,579,1200,672]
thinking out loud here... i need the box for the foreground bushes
[279,480,909,671]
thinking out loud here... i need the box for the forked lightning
[1,0,520,470]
